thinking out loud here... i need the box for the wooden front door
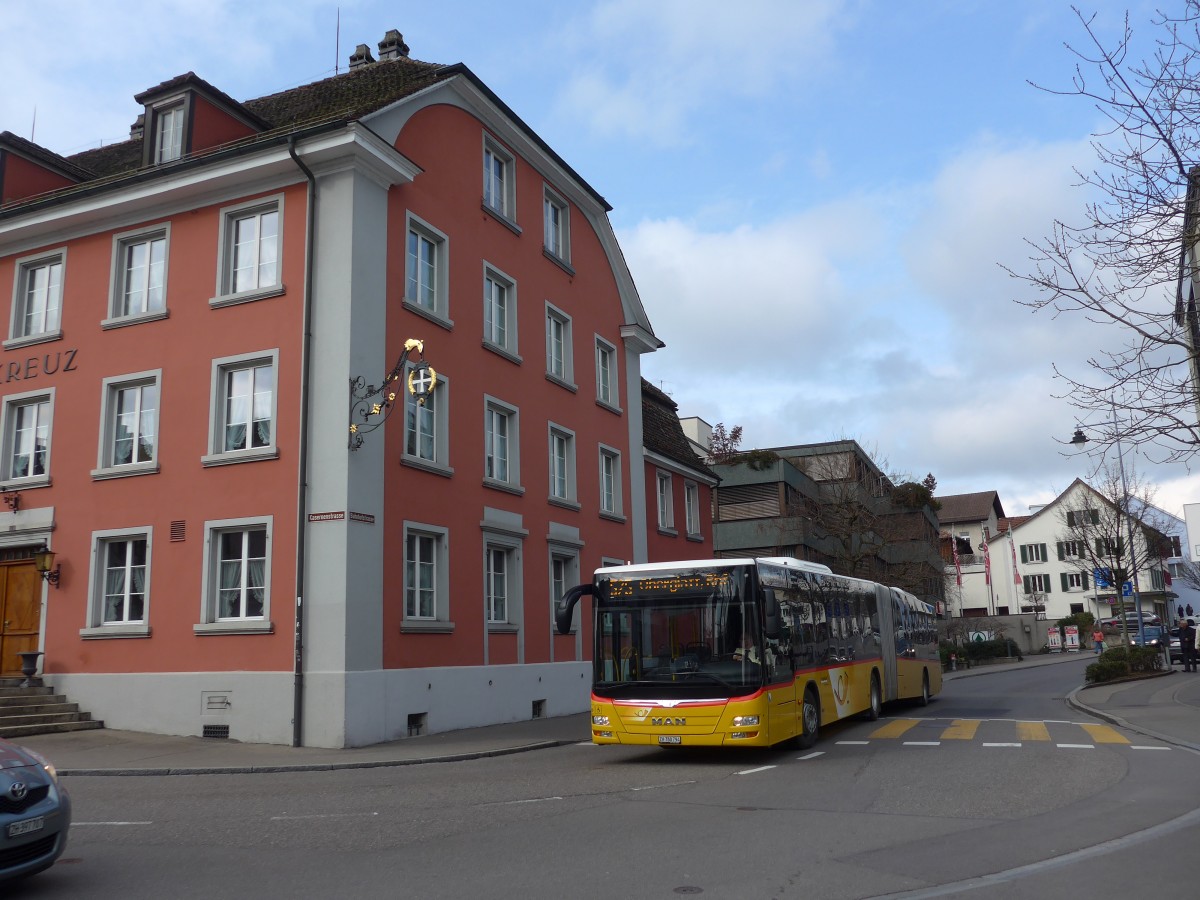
[0,561,41,676]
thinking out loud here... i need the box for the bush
[963,638,1022,662]
[1085,644,1164,683]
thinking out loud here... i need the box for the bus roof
[595,557,833,576]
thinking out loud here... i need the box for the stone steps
[0,676,103,738]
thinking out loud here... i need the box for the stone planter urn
[18,650,43,688]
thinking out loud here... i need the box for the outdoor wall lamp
[33,545,60,587]
[348,338,438,451]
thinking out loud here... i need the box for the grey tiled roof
[937,490,1005,524]
[641,379,713,478]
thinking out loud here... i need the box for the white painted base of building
[52,661,592,748]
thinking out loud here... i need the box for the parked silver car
[0,738,70,882]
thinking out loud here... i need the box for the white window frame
[1025,573,1052,594]
[402,367,452,476]
[1022,543,1047,563]
[483,135,516,221]
[595,336,620,411]
[8,248,66,347]
[548,423,579,508]
[404,213,451,327]
[106,224,170,327]
[598,445,624,519]
[685,481,702,539]
[482,527,523,630]
[153,101,186,163]
[545,303,575,389]
[549,548,581,633]
[402,522,453,631]
[202,350,279,467]
[195,516,273,634]
[656,470,675,532]
[212,195,284,306]
[0,387,54,487]
[81,527,153,639]
[482,263,520,361]
[1067,571,1084,591]
[543,186,571,264]
[483,396,522,493]
[93,369,161,480]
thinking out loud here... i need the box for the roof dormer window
[154,103,185,163]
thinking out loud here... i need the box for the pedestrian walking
[1092,627,1105,655]
[1180,618,1198,672]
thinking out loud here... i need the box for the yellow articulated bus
[555,556,941,748]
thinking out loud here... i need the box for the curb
[56,738,576,777]
[1066,678,1200,754]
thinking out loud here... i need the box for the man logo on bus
[651,717,686,726]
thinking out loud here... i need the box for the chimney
[130,113,145,141]
[348,43,376,70]
[377,29,410,61]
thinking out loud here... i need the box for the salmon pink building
[0,32,711,747]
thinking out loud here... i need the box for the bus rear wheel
[918,671,930,707]
[798,687,820,749]
[862,673,882,721]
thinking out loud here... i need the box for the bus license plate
[7,816,44,838]
[658,735,681,744]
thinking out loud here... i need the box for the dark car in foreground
[0,738,70,882]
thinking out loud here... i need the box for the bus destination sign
[605,571,732,598]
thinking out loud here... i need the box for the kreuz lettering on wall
[2,349,79,383]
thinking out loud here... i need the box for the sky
[4,0,1199,522]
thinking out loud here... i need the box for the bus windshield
[593,566,764,698]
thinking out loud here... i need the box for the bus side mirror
[555,583,593,635]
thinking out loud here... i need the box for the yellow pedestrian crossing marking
[868,719,921,739]
[1080,723,1129,744]
[1016,721,1051,742]
[942,720,981,740]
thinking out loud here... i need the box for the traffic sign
[1122,582,1133,596]
[1094,568,1112,587]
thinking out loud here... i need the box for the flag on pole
[951,535,962,587]
[1008,524,1022,586]
[981,533,991,586]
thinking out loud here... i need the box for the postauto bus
[555,557,941,748]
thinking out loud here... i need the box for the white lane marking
[631,780,697,791]
[1056,744,1094,749]
[903,741,941,746]
[1130,745,1170,751]
[74,821,153,826]
[488,797,564,806]
[836,740,870,745]
[271,812,381,821]
[982,743,1023,747]
[735,765,777,776]
[797,752,824,760]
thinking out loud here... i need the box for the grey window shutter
[1040,543,1048,561]
[1082,572,1089,590]
[1020,545,1028,564]
[1067,511,1076,527]
[1023,575,1031,594]
[1057,542,1065,560]
[1061,572,1070,592]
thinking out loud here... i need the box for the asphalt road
[11,657,1200,899]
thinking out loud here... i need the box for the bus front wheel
[798,687,820,749]
[918,671,930,707]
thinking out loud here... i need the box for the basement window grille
[532,699,546,719]
[202,724,230,739]
[407,712,427,737]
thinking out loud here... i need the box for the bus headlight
[732,715,760,726]
[592,715,610,726]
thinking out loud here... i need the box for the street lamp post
[1070,399,1148,650]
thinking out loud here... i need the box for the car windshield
[1135,626,1165,641]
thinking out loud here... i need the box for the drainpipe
[288,135,317,747]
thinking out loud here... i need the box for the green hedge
[1084,645,1164,683]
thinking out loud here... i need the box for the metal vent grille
[170,521,186,542]
[202,724,230,739]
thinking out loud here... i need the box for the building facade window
[599,446,622,517]
[95,371,160,478]
[402,369,451,475]
[196,516,272,634]
[1062,571,1088,591]
[657,471,674,531]
[595,338,618,409]
[154,103,185,163]
[1058,540,1085,559]
[483,137,515,220]
[405,215,450,324]
[1,392,51,483]
[10,250,64,342]
[1020,543,1047,563]
[485,545,510,623]
[484,397,521,491]
[549,550,580,626]
[81,527,153,639]
[1023,573,1052,594]
[401,522,452,630]
[203,351,278,466]
[548,424,577,506]
[546,304,574,388]
[543,187,570,262]
[685,481,701,538]
[483,265,518,358]
[214,197,282,304]
[109,226,169,323]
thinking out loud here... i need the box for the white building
[939,491,1005,617]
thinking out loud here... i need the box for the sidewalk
[13,652,1200,775]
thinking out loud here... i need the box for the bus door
[877,585,898,701]
[761,588,798,742]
